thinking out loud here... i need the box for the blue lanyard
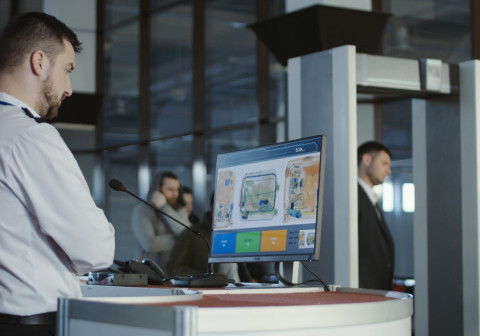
[0,100,46,123]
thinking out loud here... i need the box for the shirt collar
[358,177,379,205]
[0,92,41,118]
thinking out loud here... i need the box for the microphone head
[109,179,125,192]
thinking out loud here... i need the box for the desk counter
[58,285,413,336]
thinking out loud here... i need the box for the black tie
[375,202,384,221]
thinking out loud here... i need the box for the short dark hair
[357,141,391,167]
[0,12,81,72]
[158,171,179,187]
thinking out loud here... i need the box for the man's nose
[64,77,73,97]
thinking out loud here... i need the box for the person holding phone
[131,171,191,267]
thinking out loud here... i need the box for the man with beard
[357,141,395,290]
[0,12,115,336]
[131,171,192,268]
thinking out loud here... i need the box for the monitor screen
[209,135,327,263]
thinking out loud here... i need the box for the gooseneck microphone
[109,179,228,287]
[109,178,211,271]
[109,179,126,192]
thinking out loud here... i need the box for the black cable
[275,261,330,292]
[300,261,330,291]
[275,262,296,287]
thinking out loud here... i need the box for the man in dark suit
[357,141,395,290]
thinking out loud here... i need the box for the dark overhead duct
[248,4,391,66]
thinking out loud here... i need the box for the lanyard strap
[0,101,47,123]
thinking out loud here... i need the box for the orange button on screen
[260,230,287,252]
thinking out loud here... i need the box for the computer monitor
[209,135,327,264]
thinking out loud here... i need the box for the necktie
[375,202,384,221]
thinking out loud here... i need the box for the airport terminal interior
[1,0,479,335]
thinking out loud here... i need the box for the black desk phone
[113,259,166,285]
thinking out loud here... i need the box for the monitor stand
[226,261,302,290]
[279,261,302,283]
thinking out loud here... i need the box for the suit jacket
[358,184,395,290]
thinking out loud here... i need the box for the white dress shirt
[0,92,115,315]
[358,177,379,205]
[358,177,383,220]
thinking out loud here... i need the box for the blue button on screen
[212,233,237,254]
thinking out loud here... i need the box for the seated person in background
[166,194,240,282]
[181,186,200,225]
[131,171,191,267]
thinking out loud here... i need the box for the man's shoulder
[357,183,375,211]
[0,108,64,174]
[0,107,59,141]
[0,107,36,134]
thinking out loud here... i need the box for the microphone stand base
[171,273,229,288]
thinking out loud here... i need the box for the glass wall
[375,0,471,279]
[150,4,193,138]
[382,0,471,63]
[150,136,194,189]
[205,1,257,128]
[103,22,140,147]
[105,0,140,26]
[104,146,140,260]
[0,0,43,27]
[100,0,286,260]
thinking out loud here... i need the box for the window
[99,1,286,260]
[402,182,415,212]
[382,180,395,212]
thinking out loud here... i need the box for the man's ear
[30,50,48,76]
[361,153,372,167]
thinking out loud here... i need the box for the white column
[411,99,428,336]
[460,60,480,336]
[289,45,358,287]
[331,46,358,287]
[287,57,302,141]
[285,0,374,287]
